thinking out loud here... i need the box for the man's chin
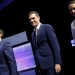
[32,24,36,26]
[72,14,75,17]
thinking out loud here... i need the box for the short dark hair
[0,28,4,38]
[28,11,40,17]
[68,0,75,6]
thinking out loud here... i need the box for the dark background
[0,0,74,74]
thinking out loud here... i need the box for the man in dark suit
[28,11,62,75]
[68,1,75,74]
[0,28,19,75]
[68,0,75,44]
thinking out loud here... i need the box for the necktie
[72,28,75,40]
[34,29,37,43]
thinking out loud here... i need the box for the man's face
[69,3,75,17]
[29,13,40,27]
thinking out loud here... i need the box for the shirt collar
[34,23,41,30]
[36,23,41,30]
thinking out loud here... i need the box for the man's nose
[30,18,33,21]
[72,9,75,13]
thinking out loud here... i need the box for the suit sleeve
[3,42,19,75]
[46,24,62,64]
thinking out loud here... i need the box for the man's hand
[55,64,61,73]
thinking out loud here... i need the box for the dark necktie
[34,29,37,43]
[72,28,75,40]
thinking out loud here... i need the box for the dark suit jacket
[31,24,62,69]
[0,40,19,75]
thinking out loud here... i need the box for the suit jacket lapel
[32,24,43,47]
